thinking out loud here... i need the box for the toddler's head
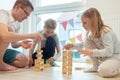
[43,19,57,37]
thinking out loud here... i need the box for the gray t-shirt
[35,30,60,49]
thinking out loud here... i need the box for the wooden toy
[34,41,44,71]
[62,49,72,75]
[44,60,51,68]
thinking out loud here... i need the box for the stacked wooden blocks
[62,50,72,75]
[34,41,44,72]
[34,50,44,71]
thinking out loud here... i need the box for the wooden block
[63,50,67,53]
[68,51,72,54]
[75,67,84,70]
[68,71,72,75]
[63,55,68,58]
[36,55,42,58]
[62,50,73,75]
[86,58,92,64]
[35,60,44,65]
[68,67,72,70]
[62,58,67,62]
[44,63,51,68]
[34,68,43,72]
[63,53,68,57]
[68,63,72,66]
[34,58,44,72]
[62,70,66,74]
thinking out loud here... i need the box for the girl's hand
[78,49,93,55]
[63,44,73,50]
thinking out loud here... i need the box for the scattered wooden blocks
[75,67,85,70]
[44,61,51,68]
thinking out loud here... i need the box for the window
[32,0,87,61]
[34,0,82,7]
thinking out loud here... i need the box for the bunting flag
[70,37,76,43]
[76,34,82,41]
[68,19,74,27]
[61,21,68,31]
[60,40,66,47]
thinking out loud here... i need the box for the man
[0,0,41,71]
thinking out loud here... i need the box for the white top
[0,10,21,33]
[0,10,21,49]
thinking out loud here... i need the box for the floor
[0,62,120,80]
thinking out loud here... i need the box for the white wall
[85,0,120,39]
[0,0,15,10]
[85,0,120,16]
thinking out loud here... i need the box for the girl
[64,8,120,78]
[29,19,61,66]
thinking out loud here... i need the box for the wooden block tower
[62,49,72,75]
[34,41,44,71]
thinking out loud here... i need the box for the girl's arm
[63,42,84,50]
[72,42,84,50]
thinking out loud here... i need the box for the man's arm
[11,39,32,49]
[0,23,40,42]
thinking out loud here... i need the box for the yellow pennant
[70,37,76,43]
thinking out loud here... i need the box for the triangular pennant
[76,34,82,41]
[70,37,76,43]
[61,21,67,31]
[68,19,74,27]
[60,40,66,47]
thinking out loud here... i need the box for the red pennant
[76,34,82,41]
[61,21,67,31]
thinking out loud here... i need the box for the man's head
[12,0,34,22]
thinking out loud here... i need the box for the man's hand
[32,32,42,41]
[20,39,32,49]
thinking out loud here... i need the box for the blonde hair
[44,19,57,30]
[82,8,111,38]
